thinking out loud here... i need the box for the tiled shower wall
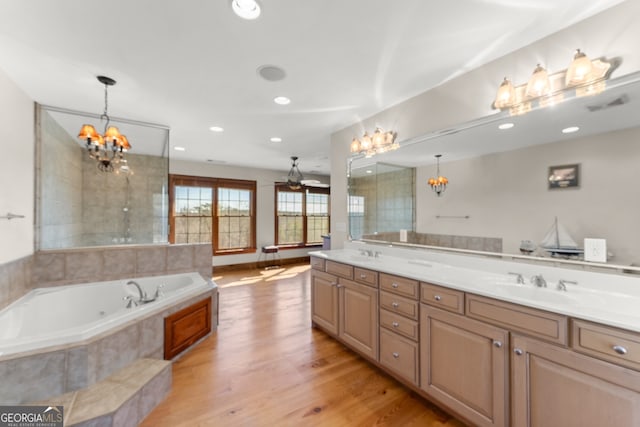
[350,168,415,238]
[0,243,213,310]
[38,109,168,249]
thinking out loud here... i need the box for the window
[275,184,329,247]
[170,175,256,255]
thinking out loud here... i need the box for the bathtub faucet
[126,280,156,305]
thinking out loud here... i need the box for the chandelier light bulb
[566,49,594,86]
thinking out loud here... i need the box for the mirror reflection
[37,105,169,249]
[348,71,640,268]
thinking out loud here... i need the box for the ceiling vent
[257,65,286,82]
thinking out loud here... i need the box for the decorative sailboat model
[540,217,584,258]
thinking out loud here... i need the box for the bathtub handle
[123,295,138,308]
[155,284,165,299]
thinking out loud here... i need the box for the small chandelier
[492,49,614,116]
[350,127,399,158]
[428,154,448,196]
[287,156,304,190]
[78,76,132,172]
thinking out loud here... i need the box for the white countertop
[310,242,640,333]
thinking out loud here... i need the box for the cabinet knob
[336,284,343,289]
[493,340,502,348]
[360,274,367,279]
[392,352,400,359]
[434,295,442,301]
[392,302,399,308]
[613,345,628,355]
[514,348,523,356]
[330,282,338,286]
[392,322,400,328]
[392,283,399,288]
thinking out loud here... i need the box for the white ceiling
[0,0,627,175]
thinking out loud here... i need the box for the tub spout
[125,280,157,304]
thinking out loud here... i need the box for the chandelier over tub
[77,76,132,172]
[428,154,448,197]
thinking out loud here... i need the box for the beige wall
[415,126,640,265]
[331,0,640,250]
[170,159,330,267]
[0,67,34,264]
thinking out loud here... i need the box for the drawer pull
[434,295,442,301]
[392,352,400,359]
[336,284,343,289]
[392,302,399,308]
[392,283,399,289]
[360,274,367,279]
[392,322,400,328]
[330,282,338,286]
[493,340,503,348]
[514,348,523,356]
[613,345,628,355]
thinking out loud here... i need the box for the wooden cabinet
[339,278,378,360]
[571,318,640,371]
[311,262,378,360]
[164,298,212,360]
[311,269,339,335]
[511,334,640,427]
[380,328,419,384]
[421,304,508,427]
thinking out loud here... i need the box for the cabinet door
[311,270,339,335]
[339,279,378,360]
[512,335,640,427]
[420,305,508,427]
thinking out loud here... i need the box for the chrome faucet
[359,249,374,257]
[531,274,547,288]
[508,272,525,285]
[126,280,146,302]
[557,279,578,291]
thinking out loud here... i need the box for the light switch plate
[584,238,607,262]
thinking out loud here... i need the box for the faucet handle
[155,284,165,298]
[508,272,524,284]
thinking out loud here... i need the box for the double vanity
[310,242,640,427]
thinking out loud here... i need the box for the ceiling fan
[286,156,329,189]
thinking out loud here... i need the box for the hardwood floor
[141,264,466,426]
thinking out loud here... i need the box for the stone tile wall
[0,243,213,310]
[363,231,503,253]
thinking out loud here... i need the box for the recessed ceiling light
[174,146,186,151]
[366,170,373,174]
[562,126,580,134]
[270,137,282,142]
[209,126,224,132]
[231,0,260,20]
[274,96,291,105]
[498,123,514,130]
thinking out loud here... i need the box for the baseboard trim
[213,256,310,274]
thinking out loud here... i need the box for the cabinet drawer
[380,273,419,299]
[326,260,353,280]
[380,291,419,320]
[354,267,378,288]
[380,328,419,385]
[466,294,568,345]
[572,319,640,371]
[380,309,419,341]
[421,282,464,314]
[310,257,326,271]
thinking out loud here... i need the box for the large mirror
[348,71,640,269]
[36,105,169,250]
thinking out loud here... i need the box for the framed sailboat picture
[548,163,579,189]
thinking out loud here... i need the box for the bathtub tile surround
[362,231,503,253]
[0,349,67,403]
[0,254,33,310]
[66,251,105,281]
[97,323,140,383]
[135,246,168,275]
[102,248,136,277]
[36,359,172,427]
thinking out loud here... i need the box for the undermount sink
[347,254,374,262]
[491,284,578,305]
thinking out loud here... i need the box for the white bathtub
[0,272,214,358]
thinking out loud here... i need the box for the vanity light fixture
[350,127,399,158]
[428,154,448,197]
[231,0,261,20]
[492,49,614,116]
[78,76,132,173]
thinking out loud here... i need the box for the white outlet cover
[584,238,607,263]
